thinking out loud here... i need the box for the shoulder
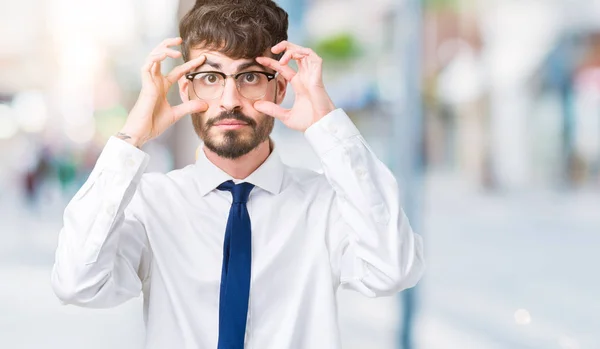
[137,164,197,197]
[282,163,334,200]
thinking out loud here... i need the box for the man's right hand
[119,37,208,148]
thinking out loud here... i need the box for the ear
[275,75,287,104]
[178,76,191,103]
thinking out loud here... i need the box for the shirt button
[327,124,338,134]
[372,203,390,224]
[125,157,136,168]
[355,167,368,179]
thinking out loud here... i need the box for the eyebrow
[236,61,265,72]
[196,59,266,73]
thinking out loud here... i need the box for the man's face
[180,49,286,159]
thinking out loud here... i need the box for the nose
[219,78,242,111]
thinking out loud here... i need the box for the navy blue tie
[216,180,255,349]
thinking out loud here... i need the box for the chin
[211,129,250,143]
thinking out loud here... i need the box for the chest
[144,190,331,293]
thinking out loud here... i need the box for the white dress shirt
[51,109,425,349]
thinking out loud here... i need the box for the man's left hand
[254,41,336,132]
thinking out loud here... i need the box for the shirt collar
[194,139,285,196]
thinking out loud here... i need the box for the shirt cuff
[96,136,149,174]
[304,108,361,157]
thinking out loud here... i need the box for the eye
[197,73,221,85]
[241,73,260,84]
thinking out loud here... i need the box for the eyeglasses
[185,71,278,100]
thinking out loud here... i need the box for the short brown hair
[179,0,288,61]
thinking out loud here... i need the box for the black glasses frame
[185,70,277,83]
[185,70,278,100]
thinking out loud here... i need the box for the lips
[215,121,248,126]
[213,119,250,130]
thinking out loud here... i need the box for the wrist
[317,100,336,120]
[115,131,144,148]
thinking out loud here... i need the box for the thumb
[254,101,289,121]
[172,100,208,120]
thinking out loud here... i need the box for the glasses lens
[238,72,269,100]
[192,72,224,100]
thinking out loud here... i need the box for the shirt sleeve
[304,109,425,297]
[51,136,152,308]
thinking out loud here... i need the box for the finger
[170,100,209,121]
[280,52,309,65]
[141,53,167,85]
[152,50,183,76]
[271,41,287,55]
[272,40,312,55]
[166,55,207,85]
[254,101,290,121]
[279,51,309,65]
[303,48,323,65]
[300,58,324,88]
[151,59,161,76]
[278,51,292,65]
[157,37,183,50]
[150,52,182,78]
[271,40,298,55]
[256,57,306,94]
[151,47,182,58]
[256,56,296,81]
[144,38,183,75]
[256,56,306,94]
[286,47,312,58]
[142,52,167,73]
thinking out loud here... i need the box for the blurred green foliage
[423,0,462,10]
[311,33,362,62]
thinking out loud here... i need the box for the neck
[203,139,272,180]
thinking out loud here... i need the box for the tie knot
[217,180,255,204]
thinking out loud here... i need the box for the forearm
[51,137,150,307]
[306,109,425,296]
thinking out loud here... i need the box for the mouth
[213,119,250,130]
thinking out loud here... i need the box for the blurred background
[1,0,599,348]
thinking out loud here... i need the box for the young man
[51,0,425,348]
